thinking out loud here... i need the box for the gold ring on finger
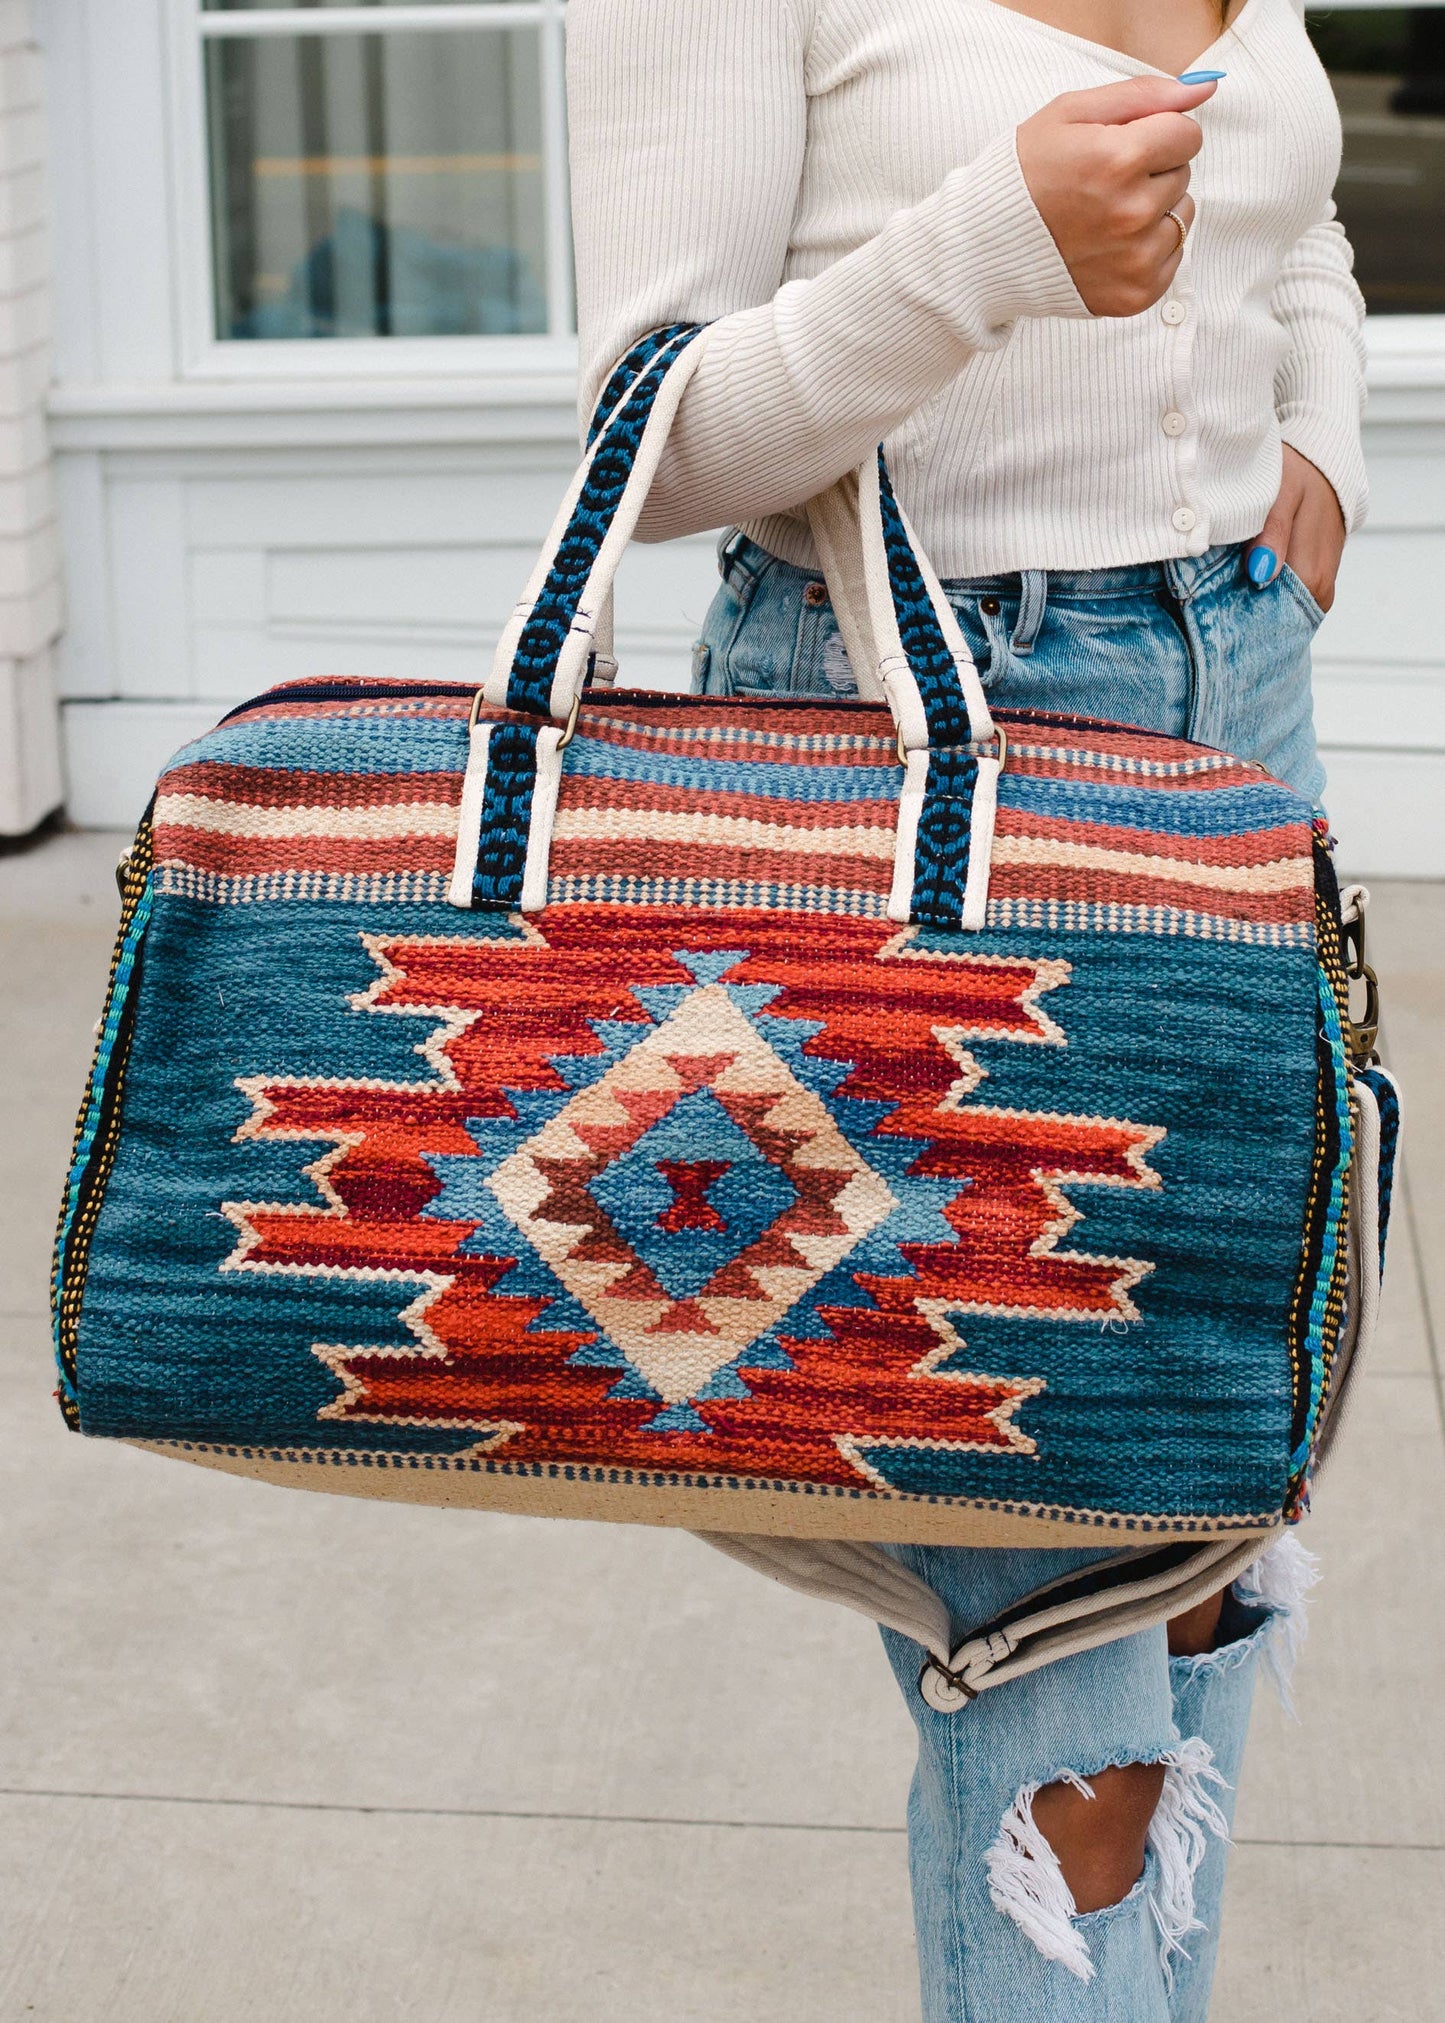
[1165,207,1189,253]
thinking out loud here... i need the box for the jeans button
[980,596,1002,616]
[803,580,828,608]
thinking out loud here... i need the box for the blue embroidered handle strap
[485,323,707,726]
[459,322,1004,929]
[587,322,699,447]
[875,455,981,751]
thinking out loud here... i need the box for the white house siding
[35,0,1445,876]
[0,0,60,833]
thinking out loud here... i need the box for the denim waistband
[717,529,1245,605]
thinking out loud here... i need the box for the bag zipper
[218,679,480,724]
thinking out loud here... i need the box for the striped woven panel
[153,690,1315,945]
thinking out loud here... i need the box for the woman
[567,2,1364,2015]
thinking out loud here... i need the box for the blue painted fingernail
[1246,544,1278,588]
[1178,69,1227,83]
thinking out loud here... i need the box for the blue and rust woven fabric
[50,319,1388,1545]
[52,682,1371,1541]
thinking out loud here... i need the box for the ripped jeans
[878,1543,1306,2022]
[694,532,1326,2020]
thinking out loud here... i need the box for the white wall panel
[61,696,219,828]
[106,476,190,697]
[30,0,100,385]
[265,542,542,630]
[188,547,265,628]
[52,447,110,697]
[191,625,488,696]
[82,0,177,381]
[184,461,574,549]
[1314,528,1445,670]
[1323,750,1445,881]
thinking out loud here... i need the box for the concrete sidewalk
[3,832,1441,2022]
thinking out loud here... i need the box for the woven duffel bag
[53,325,1400,1706]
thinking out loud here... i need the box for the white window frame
[1308,0,1445,370]
[161,1,1445,384]
[164,0,576,381]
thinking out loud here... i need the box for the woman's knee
[1031,1762,1168,1911]
[985,1743,1232,1983]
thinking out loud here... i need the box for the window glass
[1307,5,1445,313]
[206,29,547,339]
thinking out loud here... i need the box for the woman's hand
[1245,446,1347,611]
[1017,74,1218,316]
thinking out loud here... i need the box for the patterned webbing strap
[502,323,704,722]
[874,453,996,930]
[875,453,979,750]
[463,722,541,911]
[462,322,1000,929]
[586,322,698,447]
[1356,1065,1400,1278]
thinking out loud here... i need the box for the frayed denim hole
[1233,1532,1321,1715]
[987,1743,1231,1990]
[1069,1854,1153,1933]
[1168,1604,1272,1691]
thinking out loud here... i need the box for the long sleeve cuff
[1279,387,1369,534]
[638,130,1090,539]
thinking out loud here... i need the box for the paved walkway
[3,832,1441,2021]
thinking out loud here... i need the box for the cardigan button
[1162,410,1188,437]
[1172,506,1198,533]
[1161,299,1188,325]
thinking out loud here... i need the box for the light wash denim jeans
[694,532,1326,2021]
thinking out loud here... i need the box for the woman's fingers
[1050,73,1220,130]
[1152,189,1196,271]
[1150,166,1192,214]
[1246,491,1299,591]
[1247,448,1346,609]
[1122,109,1208,176]
[1018,78,1217,316]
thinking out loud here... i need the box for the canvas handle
[455,324,1002,930]
[485,325,996,759]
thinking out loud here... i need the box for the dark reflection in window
[206,31,548,340]
[1307,7,1445,313]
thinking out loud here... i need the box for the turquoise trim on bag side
[52,829,154,1423]
[1289,966,1353,1480]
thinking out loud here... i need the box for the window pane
[206,30,547,338]
[1307,6,1445,314]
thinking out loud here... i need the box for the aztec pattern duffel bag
[52,325,1400,1703]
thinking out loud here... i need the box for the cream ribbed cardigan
[567,0,1367,578]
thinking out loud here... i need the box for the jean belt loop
[717,527,759,592]
[1010,569,1048,656]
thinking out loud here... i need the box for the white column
[0,0,61,834]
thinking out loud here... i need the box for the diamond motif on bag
[485,981,898,1406]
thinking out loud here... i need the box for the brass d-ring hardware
[467,688,582,747]
[896,725,1009,770]
[555,690,583,749]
